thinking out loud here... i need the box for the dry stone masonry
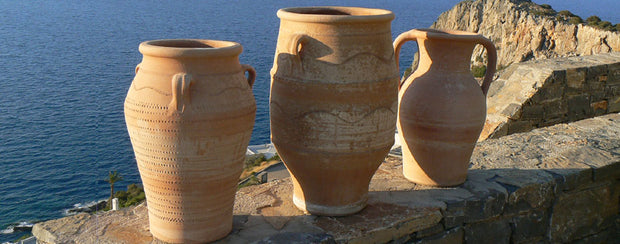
[32,113,620,243]
[482,52,620,140]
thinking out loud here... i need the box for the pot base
[293,193,366,216]
[402,171,466,187]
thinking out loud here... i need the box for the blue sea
[0,0,617,242]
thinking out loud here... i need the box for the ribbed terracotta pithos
[394,29,497,186]
[270,7,398,216]
[124,39,256,243]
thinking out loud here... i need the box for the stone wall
[32,114,620,243]
[481,52,620,140]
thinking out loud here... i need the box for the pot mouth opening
[139,39,242,58]
[416,28,484,41]
[286,8,351,16]
[149,39,216,48]
[278,6,394,23]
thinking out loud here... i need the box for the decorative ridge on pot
[139,39,242,58]
[277,6,394,23]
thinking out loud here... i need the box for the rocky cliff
[431,0,620,68]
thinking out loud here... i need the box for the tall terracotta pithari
[124,39,256,243]
[270,7,399,216]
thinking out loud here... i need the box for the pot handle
[290,34,310,64]
[393,29,424,90]
[135,63,141,74]
[475,36,497,96]
[169,73,192,113]
[242,64,256,88]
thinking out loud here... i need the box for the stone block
[507,120,535,135]
[557,146,620,182]
[590,100,608,116]
[487,78,507,97]
[441,200,466,229]
[571,228,614,244]
[256,232,335,244]
[491,169,556,214]
[482,119,508,140]
[500,103,521,118]
[460,170,508,223]
[540,117,565,127]
[605,84,620,97]
[569,114,620,136]
[520,104,544,120]
[414,227,464,244]
[550,182,619,242]
[609,96,620,113]
[584,65,608,93]
[544,168,593,193]
[607,63,620,85]
[390,235,413,244]
[227,215,280,242]
[510,209,550,243]
[590,89,609,103]
[32,205,152,244]
[464,219,510,244]
[530,84,565,104]
[566,94,591,121]
[585,64,607,81]
[414,224,444,239]
[541,98,567,119]
[378,187,471,230]
[550,70,567,86]
[315,202,443,243]
[32,213,91,244]
[566,68,586,89]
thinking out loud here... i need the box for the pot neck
[138,39,243,74]
[416,38,476,74]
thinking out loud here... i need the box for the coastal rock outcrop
[431,0,620,68]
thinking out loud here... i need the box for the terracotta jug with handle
[393,29,497,186]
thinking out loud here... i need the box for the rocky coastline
[430,0,620,68]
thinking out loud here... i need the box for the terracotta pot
[124,39,256,243]
[394,29,497,186]
[270,7,398,216]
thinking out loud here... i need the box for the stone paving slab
[32,114,620,243]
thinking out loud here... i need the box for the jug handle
[169,73,192,113]
[393,29,423,90]
[241,64,256,88]
[476,36,497,96]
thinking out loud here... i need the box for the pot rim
[414,28,486,41]
[277,6,394,23]
[139,39,242,58]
